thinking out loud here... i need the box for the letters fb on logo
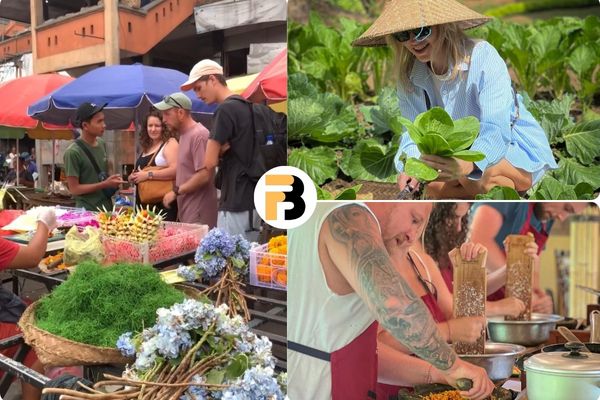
[254,166,317,230]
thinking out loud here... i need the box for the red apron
[440,266,453,293]
[289,321,379,399]
[376,293,447,400]
[331,321,379,399]
[487,203,549,301]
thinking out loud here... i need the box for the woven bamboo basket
[18,284,203,367]
[18,302,133,367]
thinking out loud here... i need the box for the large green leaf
[288,97,325,142]
[569,44,597,78]
[523,93,574,144]
[574,182,596,200]
[414,107,454,137]
[404,157,439,182]
[288,84,361,144]
[225,354,249,380]
[529,175,577,200]
[399,116,425,144]
[339,140,398,182]
[369,87,405,136]
[448,116,480,150]
[563,120,600,165]
[475,186,521,200]
[551,158,600,190]
[453,150,486,162]
[314,118,355,143]
[205,368,226,385]
[288,147,339,186]
[418,134,453,156]
[335,184,362,200]
[288,72,319,99]
[316,185,334,200]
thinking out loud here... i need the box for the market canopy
[0,74,75,140]
[242,48,287,104]
[28,64,218,130]
[227,73,260,95]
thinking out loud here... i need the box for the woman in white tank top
[129,110,179,221]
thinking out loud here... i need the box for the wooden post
[30,0,44,74]
[506,234,535,321]
[104,0,120,66]
[451,247,487,355]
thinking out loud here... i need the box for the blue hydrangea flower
[196,228,236,260]
[179,375,209,400]
[221,366,284,399]
[121,299,286,397]
[177,264,198,281]
[116,332,136,357]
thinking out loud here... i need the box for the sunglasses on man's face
[393,26,432,43]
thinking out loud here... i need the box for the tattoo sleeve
[328,205,456,370]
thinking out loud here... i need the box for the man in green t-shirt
[64,102,125,211]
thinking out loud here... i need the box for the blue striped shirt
[394,40,557,183]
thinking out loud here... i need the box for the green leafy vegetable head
[401,107,485,182]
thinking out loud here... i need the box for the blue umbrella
[28,63,217,130]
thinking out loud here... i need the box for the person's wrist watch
[173,186,180,197]
[148,171,154,180]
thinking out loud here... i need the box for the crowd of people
[1,146,38,187]
[0,59,274,399]
[64,59,264,241]
[289,201,590,400]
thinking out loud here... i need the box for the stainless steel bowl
[459,342,526,381]
[487,313,563,346]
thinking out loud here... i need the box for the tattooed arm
[323,204,455,370]
[322,205,494,399]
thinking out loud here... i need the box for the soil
[322,178,400,200]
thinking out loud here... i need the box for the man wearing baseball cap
[155,93,217,227]
[63,102,125,211]
[181,59,262,241]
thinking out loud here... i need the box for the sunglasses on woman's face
[393,26,432,43]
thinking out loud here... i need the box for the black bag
[0,288,27,324]
[74,140,117,199]
[229,96,287,182]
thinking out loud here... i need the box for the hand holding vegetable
[400,108,485,183]
[437,358,494,400]
[421,155,474,181]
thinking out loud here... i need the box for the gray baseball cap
[153,92,192,111]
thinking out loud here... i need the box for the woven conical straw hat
[353,0,491,47]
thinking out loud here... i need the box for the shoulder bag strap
[222,96,257,172]
[145,141,166,168]
[74,139,102,178]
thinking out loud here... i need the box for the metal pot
[524,342,600,400]
[458,342,525,381]
[543,342,600,354]
[487,313,563,346]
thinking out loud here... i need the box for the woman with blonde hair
[129,110,178,221]
[353,0,556,199]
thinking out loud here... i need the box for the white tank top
[288,202,380,399]
[153,141,169,167]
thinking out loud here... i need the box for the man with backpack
[64,102,125,211]
[181,59,286,241]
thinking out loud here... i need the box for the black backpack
[229,96,287,182]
